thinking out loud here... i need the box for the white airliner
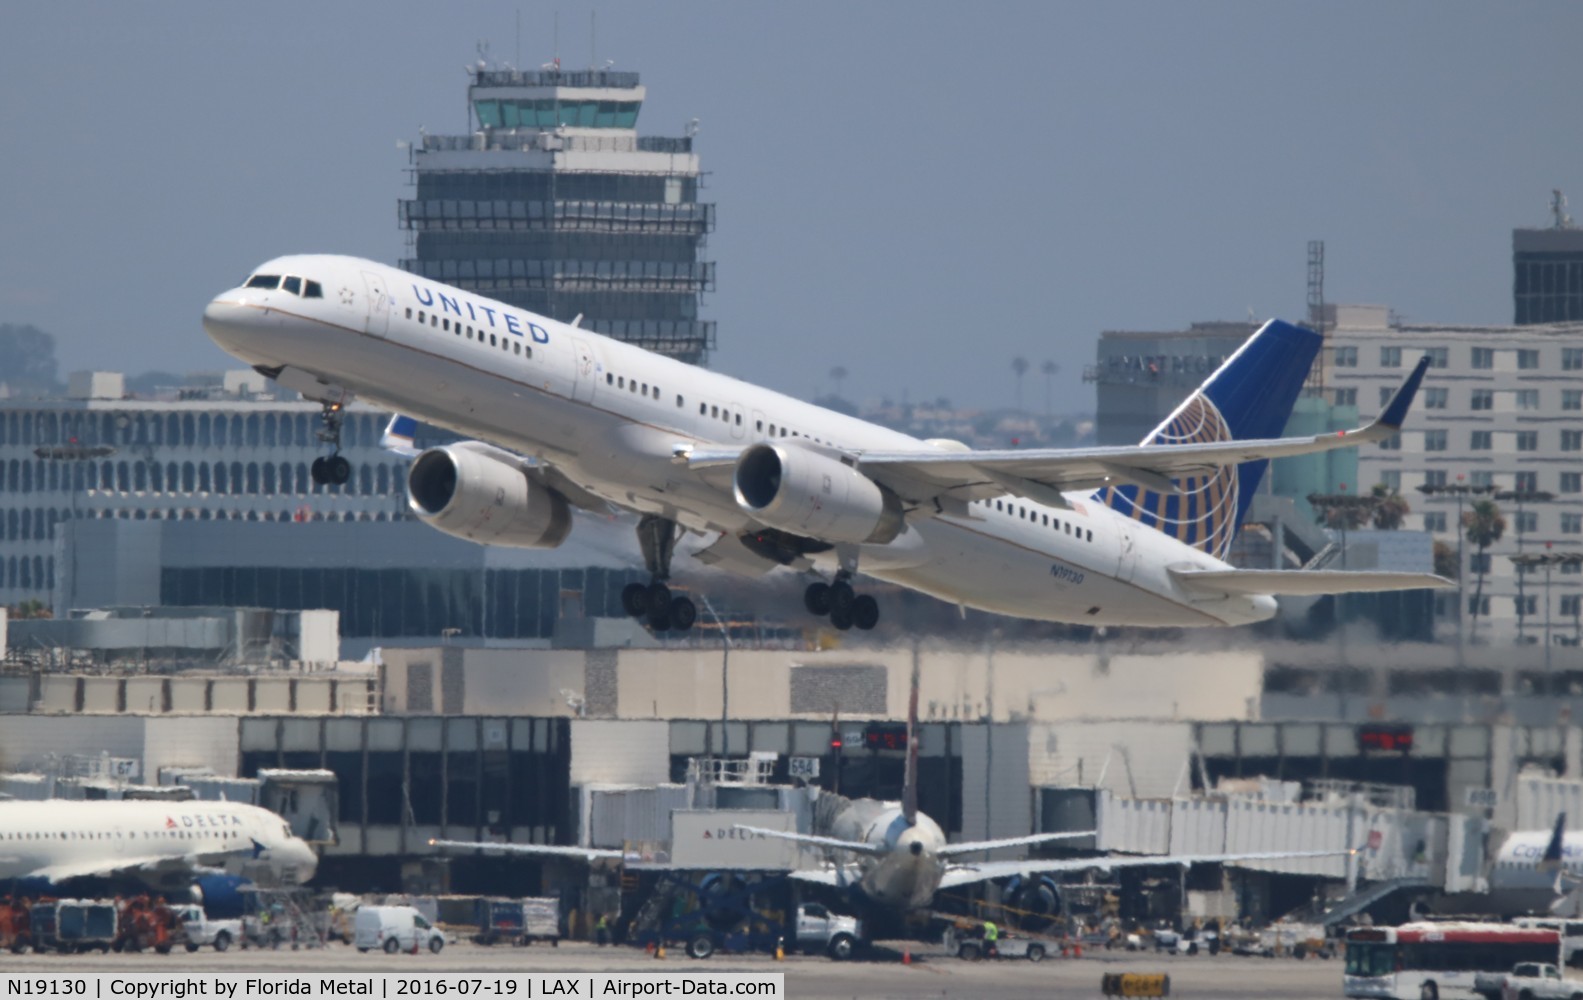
[736,683,1346,913]
[202,255,1449,632]
[0,799,318,890]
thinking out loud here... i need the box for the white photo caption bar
[1,976,784,1000]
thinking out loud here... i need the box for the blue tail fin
[1094,319,1322,559]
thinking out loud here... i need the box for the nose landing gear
[308,402,352,486]
[619,515,696,633]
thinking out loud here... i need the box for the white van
[353,906,445,954]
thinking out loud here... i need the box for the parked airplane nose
[285,838,319,884]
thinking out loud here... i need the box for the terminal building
[399,66,715,364]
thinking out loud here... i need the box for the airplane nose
[202,297,249,335]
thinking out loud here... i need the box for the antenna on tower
[1553,189,1573,229]
[1305,239,1327,398]
[590,10,597,70]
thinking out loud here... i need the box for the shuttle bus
[1342,922,1560,999]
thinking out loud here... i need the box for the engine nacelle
[732,442,904,545]
[407,445,572,548]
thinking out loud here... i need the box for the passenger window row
[244,274,323,298]
[983,498,1094,542]
[605,372,660,401]
[408,308,532,359]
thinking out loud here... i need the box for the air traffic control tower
[400,66,715,364]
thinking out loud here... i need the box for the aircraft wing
[1170,568,1454,596]
[937,848,1351,890]
[731,825,888,857]
[936,831,1098,859]
[428,838,624,862]
[27,854,193,883]
[679,358,1428,511]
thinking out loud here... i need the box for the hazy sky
[3,2,1580,412]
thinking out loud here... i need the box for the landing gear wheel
[310,456,327,485]
[326,454,351,485]
[851,594,879,631]
[646,581,672,615]
[669,596,697,631]
[647,605,672,632]
[804,582,832,616]
[829,581,856,615]
[829,605,855,631]
[621,583,649,618]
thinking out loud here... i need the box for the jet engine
[1003,874,1060,926]
[732,443,905,546]
[407,445,572,548]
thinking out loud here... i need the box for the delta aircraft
[201,255,1450,633]
[0,799,318,900]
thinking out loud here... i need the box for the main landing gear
[309,401,351,486]
[804,572,879,632]
[620,515,696,633]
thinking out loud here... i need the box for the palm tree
[1011,357,1029,411]
[1040,360,1059,416]
[1463,499,1506,639]
[1370,484,1411,530]
[1432,540,1459,580]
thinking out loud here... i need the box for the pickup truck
[171,904,242,953]
[1473,963,1583,1000]
[684,903,862,960]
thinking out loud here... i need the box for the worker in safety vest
[983,920,999,957]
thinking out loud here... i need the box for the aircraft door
[570,338,598,404]
[1115,520,1139,583]
[360,271,391,337]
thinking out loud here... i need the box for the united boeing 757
[202,255,1449,632]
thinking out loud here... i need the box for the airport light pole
[1417,480,1497,646]
[35,443,118,611]
[699,594,731,756]
[1508,550,1583,675]
[1497,489,1555,646]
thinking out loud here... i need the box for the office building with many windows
[1322,305,1583,645]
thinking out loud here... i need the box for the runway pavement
[0,940,1347,999]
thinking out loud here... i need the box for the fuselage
[202,254,1277,628]
[0,799,318,886]
[828,799,948,910]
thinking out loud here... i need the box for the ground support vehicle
[114,896,181,954]
[471,897,560,946]
[56,900,118,953]
[626,873,860,960]
[1473,962,1583,1000]
[172,904,242,952]
[0,898,37,953]
[354,905,446,955]
[954,933,1049,963]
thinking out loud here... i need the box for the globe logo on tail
[1099,394,1239,560]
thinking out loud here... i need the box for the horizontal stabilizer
[937,830,1097,859]
[731,825,887,857]
[1170,567,1454,597]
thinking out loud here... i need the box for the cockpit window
[282,276,302,295]
[303,280,323,298]
[245,274,281,289]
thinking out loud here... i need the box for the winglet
[380,414,420,457]
[1377,355,1431,430]
[1542,812,1567,874]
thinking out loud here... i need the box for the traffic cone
[902,949,912,965]
[645,942,655,956]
